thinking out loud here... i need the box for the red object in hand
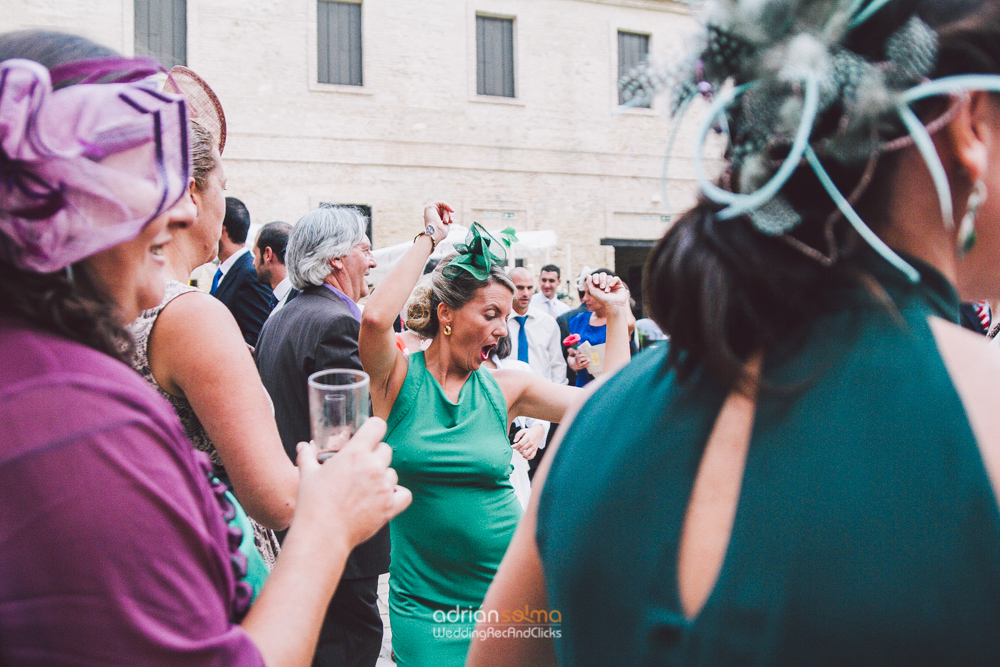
[563,333,581,348]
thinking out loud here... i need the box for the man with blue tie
[508,267,568,480]
[506,267,567,385]
[212,197,274,346]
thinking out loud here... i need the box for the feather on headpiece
[442,223,518,281]
[623,0,1000,282]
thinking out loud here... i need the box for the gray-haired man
[255,206,386,667]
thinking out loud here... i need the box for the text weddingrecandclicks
[430,605,562,641]
[432,625,562,640]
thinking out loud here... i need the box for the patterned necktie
[210,267,223,295]
[268,294,278,309]
[514,315,529,363]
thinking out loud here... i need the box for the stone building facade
[5,0,706,309]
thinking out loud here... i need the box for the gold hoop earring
[443,325,452,336]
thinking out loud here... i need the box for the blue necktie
[268,294,278,309]
[210,267,223,295]
[514,315,529,363]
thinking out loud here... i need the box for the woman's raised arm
[498,273,632,424]
[360,202,452,417]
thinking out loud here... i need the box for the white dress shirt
[530,291,571,318]
[507,306,568,385]
[268,277,293,316]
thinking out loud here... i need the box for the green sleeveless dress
[538,257,1000,666]
[385,351,522,667]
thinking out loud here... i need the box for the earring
[959,180,987,256]
[443,325,452,336]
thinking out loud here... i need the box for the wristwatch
[414,224,438,251]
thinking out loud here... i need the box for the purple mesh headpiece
[0,58,190,273]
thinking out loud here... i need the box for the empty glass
[307,369,369,461]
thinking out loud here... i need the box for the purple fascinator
[0,58,190,273]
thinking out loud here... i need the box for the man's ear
[330,256,344,271]
[941,92,992,184]
[263,246,276,265]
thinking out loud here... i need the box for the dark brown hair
[0,31,155,361]
[645,0,1000,390]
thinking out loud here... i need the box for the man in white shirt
[508,267,568,385]
[253,221,294,315]
[529,264,571,318]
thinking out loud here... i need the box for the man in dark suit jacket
[213,197,274,346]
[256,205,386,667]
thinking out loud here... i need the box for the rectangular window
[476,15,515,98]
[318,0,363,86]
[618,31,650,107]
[134,0,186,67]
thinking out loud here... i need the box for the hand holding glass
[308,369,369,461]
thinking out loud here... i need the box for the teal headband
[442,222,518,281]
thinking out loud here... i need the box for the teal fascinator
[442,222,518,281]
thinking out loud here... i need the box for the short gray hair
[286,206,367,289]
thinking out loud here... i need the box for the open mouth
[480,344,495,361]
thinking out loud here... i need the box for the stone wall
[5,0,712,294]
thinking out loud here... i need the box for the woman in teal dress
[359,208,633,667]
[468,1,1000,666]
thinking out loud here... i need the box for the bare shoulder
[491,368,535,397]
[148,290,248,395]
[157,289,242,340]
[491,367,534,384]
[929,316,1000,498]
[160,288,235,319]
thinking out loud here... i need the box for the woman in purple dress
[0,31,410,666]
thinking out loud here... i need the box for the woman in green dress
[358,206,632,667]
[468,1,1000,666]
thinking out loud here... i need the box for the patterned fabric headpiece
[0,57,189,273]
[620,0,1000,283]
